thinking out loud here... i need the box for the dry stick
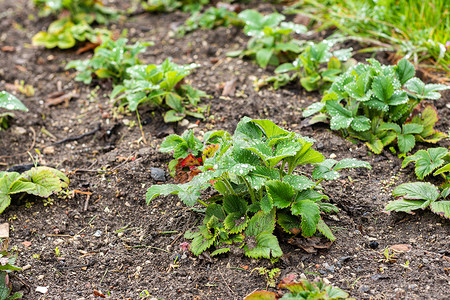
[52,123,101,145]
[0,127,36,158]
[218,268,235,296]
[83,194,91,212]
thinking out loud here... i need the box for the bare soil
[0,1,449,299]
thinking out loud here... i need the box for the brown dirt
[0,1,449,299]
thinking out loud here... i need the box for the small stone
[369,241,379,249]
[322,278,331,285]
[339,256,352,262]
[43,146,55,155]
[53,239,64,245]
[326,265,335,273]
[22,264,32,271]
[151,168,166,182]
[93,230,102,237]
[37,275,45,281]
[0,223,9,238]
[117,232,124,238]
[408,284,417,290]
[179,119,189,127]
[319,269,327,275]
[36,286,48,294]
[359,285,370,293]
[329,153,336,159]
[11,126,27,136]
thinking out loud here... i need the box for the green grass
[288,0,450,72]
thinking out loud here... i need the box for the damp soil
[0,1,449,299]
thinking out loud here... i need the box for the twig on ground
[218,268,235,296]
[53,123,101,145]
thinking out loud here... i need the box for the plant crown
[147,117,371,259]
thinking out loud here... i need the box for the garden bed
[0,1,449,299]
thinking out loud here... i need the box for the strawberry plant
[0,240,22,300]
[263,41,354,91]
[0,166,69,214]
[245,276,351,300]
[0,92,28,130]
[385,182,450,219]
[111,59,210,123]
[65,37,153,84]
[146,117,371,259]
[142,0,210,13]
[32,0,117,49]
[303,58,450,154]
[177,6,243,36]
[402,147,450,183]
[227,10,307,68]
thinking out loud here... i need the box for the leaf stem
[241,175,256,204]
[222,177,236,196]
[197,199,208,207]
[136,110,147,145]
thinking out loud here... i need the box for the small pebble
[93,230,102,237]
[151,168,166,182]
[36,286,48,294]
[43,146,55,155]
[369,240,379,249]
[359,285,370,293]
[11,126,27,136]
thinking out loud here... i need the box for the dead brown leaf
[1,46,15,52]
[293,13,311,26]
[45,91,77,107]
[76,42,101,55]
[389,244,412,252]
[222,78,237,96]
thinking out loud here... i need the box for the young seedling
[385,182,450,219]
[32,0,117,49]
[66,37,153,84]
[264,40,354,92]
[0,166,69,214]
[304,58,449,154]
[402,147,450,182]
[177,6,243,36]
[147,117,371,259]
[142,0,209,13]
[227,10,307,68]
[111,59,210,123]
